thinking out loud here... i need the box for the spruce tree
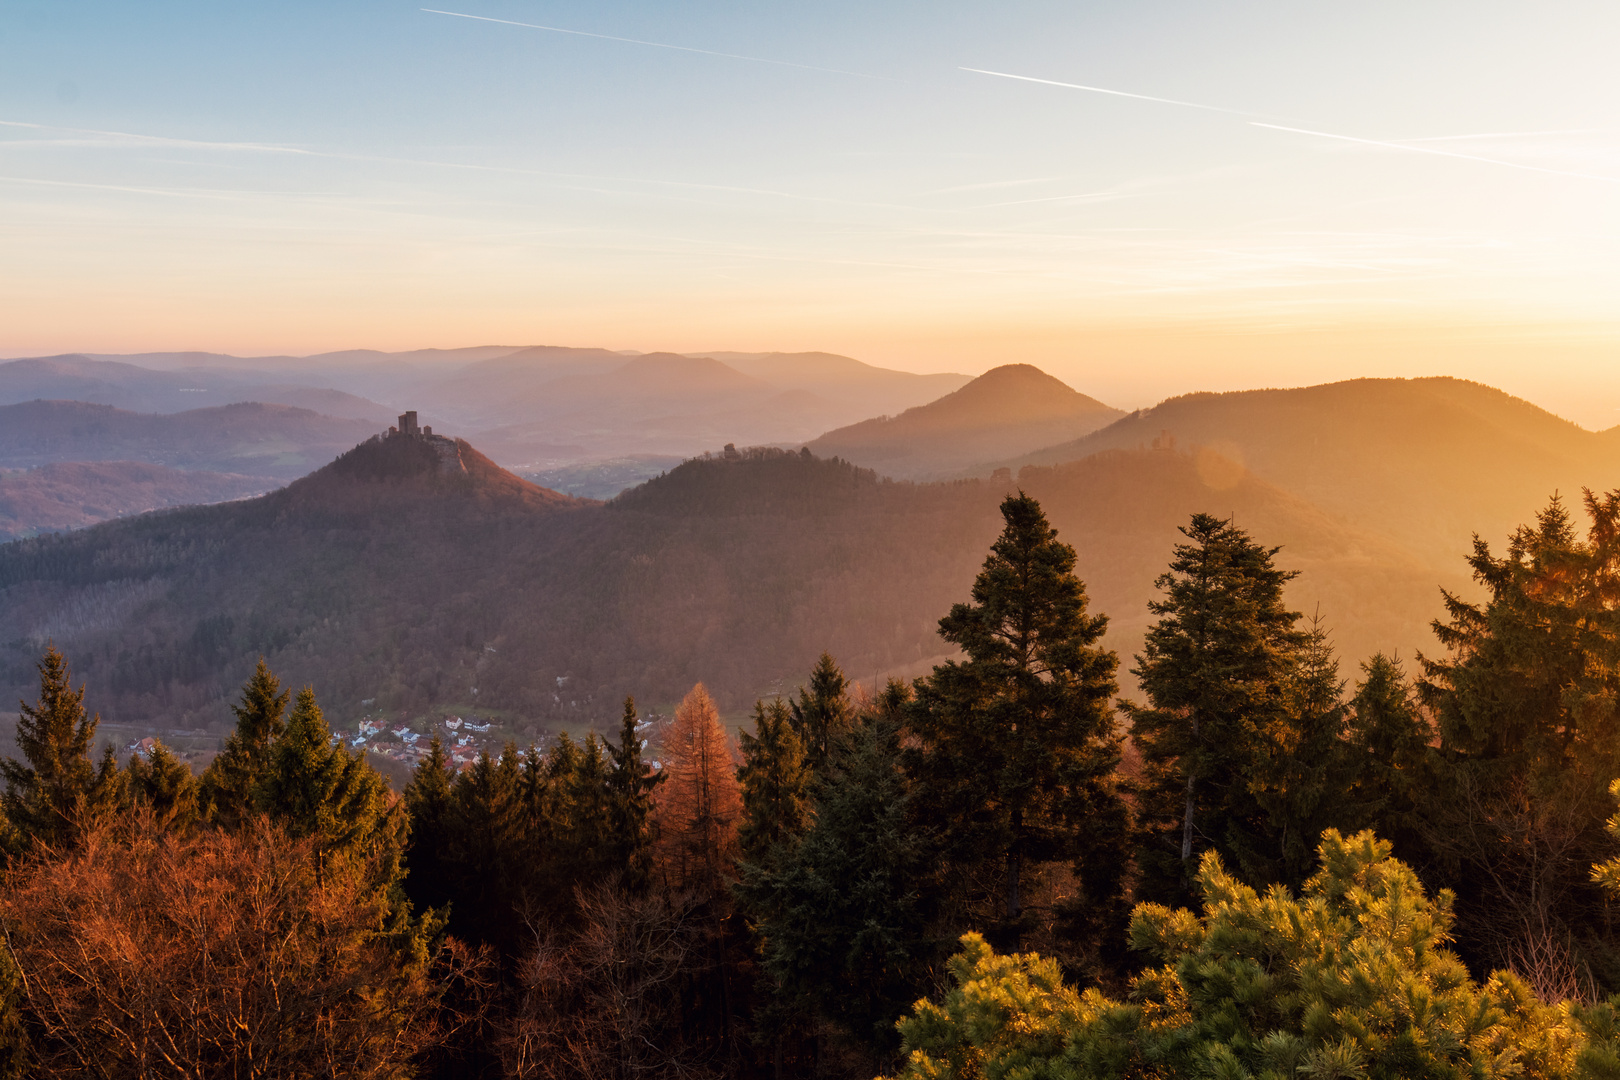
[202,658,290,828]
[1,645,102,850]
[789,653,854,773]
[737,697,810,867]
[403,734,456,913]
[604,697,664,893]
[1250,610,1352,886]
[1342,653,1431,856]
[743,707,932,1057]
[254,687,401,891]
[907,492,1126,946]
[1415,491,1620,983]
[1126,512,1306,900]
[127,739,199,832]
[444,745,527,955]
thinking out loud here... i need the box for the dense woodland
[8,486,1620,1077]
[0,434,1445,735]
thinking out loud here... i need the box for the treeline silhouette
[6,488,1620,1077]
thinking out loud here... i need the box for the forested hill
[0,434,1445,735]
[807,363,1124,480]
[998,376,1620,567]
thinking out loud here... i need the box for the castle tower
[398,411,419,437]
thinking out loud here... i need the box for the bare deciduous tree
[0,816,487,1078]
[500,882,715,1080]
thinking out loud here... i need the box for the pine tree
[202,658,289,828]
[737,697,810,868]
[1416,491,1620,987]
[444,745,528,955]
[789,653,854,774]
[0,645,102,851]
[1250,609,1352,886]
[403,734,456,914]
[1126,512,1307,900]
[907,492,1125,945]
[1342,653,1431,856]
[604,697,664,893]
[0,939,25,1080]
[127,739,199,832]
[742,707,933,1057]
[254,687,402,891]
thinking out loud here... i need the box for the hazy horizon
[3,2,1618,424]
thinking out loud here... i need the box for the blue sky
[3,1,1618,421]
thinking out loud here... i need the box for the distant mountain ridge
[807,363,1125,479]
[996,376,1620,567]
[0,400,382,479]
[8,347,973,468]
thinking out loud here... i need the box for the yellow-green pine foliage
[889,830,1585,1080]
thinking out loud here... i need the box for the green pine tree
[403,733,457,914]
[743,707,933,1057]
[604,697,665,893]
[737,697,810,868]
[1342,653,1431,856]
[1125,512,1307,900]
[254,686,402,892]
[443,744,528,955]
[790,652,854,773]
[127,739,199,832]
[201,658,289,828]
[0,645,103,851]
[1416,491,1620,984]
[907,492,1126,947]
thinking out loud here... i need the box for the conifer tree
[126,739,199,832]
[444,745,527,954]
[789,653,854,774]
[742,705,932,1057]
[604,697,664,893]
[657,683,742,896]
[403,734,456,914]
[1126,512,1307,899]
[1,645,103,851]
[1250,610,1353,885]
[202,658,289,827]
[907,492,1125,944]
[737,697,810,867]
[1342,653,1431,853]
[254,686,402,891]
[1417,491,1620,986]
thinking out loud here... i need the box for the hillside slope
[0,400,382,478]
[0,439,1448,736]
[1002,377,1620,566]
[809,364,1125,479]
[0,462,275,540]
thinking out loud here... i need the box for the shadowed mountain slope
[808,363,1125,479]
[0,435,1451,736]
[0,462,276,541]
[1001,377,1620,567]
[0,400,382,479]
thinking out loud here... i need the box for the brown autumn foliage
[499,882,716,1080]
[655,683,742,895]
[0,815,487,1079]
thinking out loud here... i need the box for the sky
[2,1,1619,423]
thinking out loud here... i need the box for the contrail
[0,119,311,155]
[1250,122,1620,182]
[959,67,1258,116]
[422,9,896,80]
